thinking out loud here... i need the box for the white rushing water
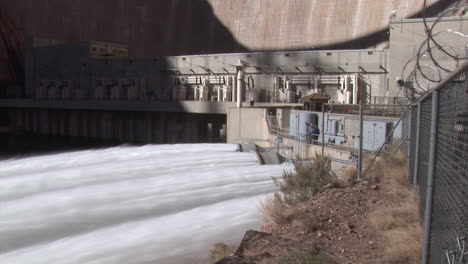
[0,144,289,264]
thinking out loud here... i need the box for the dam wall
[0,0,456,58]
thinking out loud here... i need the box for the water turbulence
[0,144,289,264]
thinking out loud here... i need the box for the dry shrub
[260,194,292,225]
[369,189,418,231]
[273,153,334,206]
[368,204,418,231]
[209,243,235,263]
[384,224,423,264]
[364,151,409,185]
[387,184,415,200]
[341,167,357,182]
[368,186,422,263]
[382,151,409,185]
[363,158,385,182]
[384,151,407,167]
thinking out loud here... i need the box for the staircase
[266,115,280,134]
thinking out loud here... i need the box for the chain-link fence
[358,104,410,184]
[413,69,468,264]
[360,63,468,263]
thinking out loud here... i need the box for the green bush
[278,253,337,264]
[273,153,333,206]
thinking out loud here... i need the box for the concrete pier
[7,108,227,144]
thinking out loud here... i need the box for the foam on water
[0,144,290,264]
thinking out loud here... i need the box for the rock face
[216,183,410,263]
[215,230,319,264]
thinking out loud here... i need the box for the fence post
[422,91,439,264]
[413,103,422,186]
[407,105,412,180]
[321,104,325,156]
[357,101,364,180]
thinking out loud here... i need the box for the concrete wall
[227,107,268,143]
[209,0,450,50]
[388,16,468,97]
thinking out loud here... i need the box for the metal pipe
[237,70,245,108]
[357,101,364,180]
[232,76,237,102]
[413,103,422,186]
[422,91,439,264]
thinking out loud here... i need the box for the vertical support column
[422,92,439,264]
[237,70,244,108]
[69,111,79,137]
[39,110,48,134]
[184,113,192,143]
[358,101,364,180]
[221,123,227,142]
[30,111,36,133]
[232,76,237,102]
[49,111,56,136]
[413,103,422,186]
[144,113,153,143]
[89,111,98,139]
[151,114,158,143]
[158,112,167,143]
[128,116,134,142]
[207,122,213,142]
[353,73,359,104]
[81,111,89,138]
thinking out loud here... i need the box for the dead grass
[209,243,235,263]
[363,157,385,183]
[368,182,422,263]
[369,204,418,231]
[340,167,357,182]
[364,150,409,185]
[384,224,423,264]
[260,194,292,225]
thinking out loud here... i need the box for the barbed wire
[400,2,468,101]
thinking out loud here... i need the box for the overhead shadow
[0,0,249,151]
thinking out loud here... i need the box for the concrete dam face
[0,0,458,58]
